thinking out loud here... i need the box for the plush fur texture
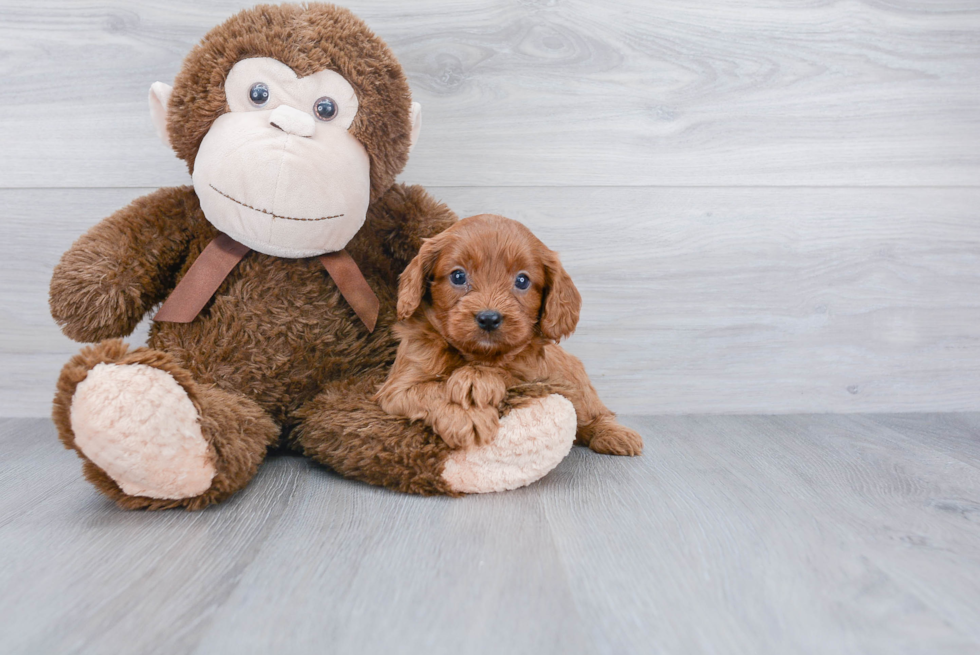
[290,374,576,495]
[377,215,644,456]
[50,181,462,508]
[71,362,215,499]
[442,394,576,493]
[53,339,280,510]
[50,5,574,509]
[51,183,453,426]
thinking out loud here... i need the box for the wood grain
[5,185,979,416]
[2,415,979,654]
[2,2,979,415]
[540,413,980,654]
[0,0,977,187]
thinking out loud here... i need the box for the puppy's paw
[431,405,476,448]
[468,406,501,446]
[442,394,577,494]
[432,404,500,449]
[585,419,644,457]
[446,367,507,409]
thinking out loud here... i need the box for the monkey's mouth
[209,184,343,222]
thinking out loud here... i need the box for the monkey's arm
[371,183,458,267]
[50,186,201,343]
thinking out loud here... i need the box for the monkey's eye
[248,82,270,107]
[314,96,338,121]
[449,269,467,287]
[515,273,531,290]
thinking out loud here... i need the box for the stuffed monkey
[49,3,577,510]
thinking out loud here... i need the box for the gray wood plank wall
[1,1,978,416]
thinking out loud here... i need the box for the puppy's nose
[475,310,503,332]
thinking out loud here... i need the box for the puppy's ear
[397,234,445,320]
[539,249,582,342]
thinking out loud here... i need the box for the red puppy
[377,214,643,456]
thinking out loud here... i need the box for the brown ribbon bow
[154,233,379,333]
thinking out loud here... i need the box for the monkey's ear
[148,82,174,149]
[397,233,443,320]
[539,249,582,342]
[408,102,422,152]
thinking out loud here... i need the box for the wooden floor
[2,415,979,654]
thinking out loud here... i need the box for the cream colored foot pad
[71,363,215,499]
[442,394,576,494]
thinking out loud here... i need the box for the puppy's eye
[249,82,270,107]
[450,269,467,286]
[514,273,531,290]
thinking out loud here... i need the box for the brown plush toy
[49,3,579,510]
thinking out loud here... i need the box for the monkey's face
[191,57,371,258]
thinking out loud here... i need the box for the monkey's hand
[446,366,507,410]
[50,187,197,342]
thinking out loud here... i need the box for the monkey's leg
[293,375,576,495]
[53,339,279,510]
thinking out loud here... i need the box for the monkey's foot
[441,394,576,494]
[70,363,215,499]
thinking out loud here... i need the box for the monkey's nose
[269,105,316,137]
[475,310,503,332]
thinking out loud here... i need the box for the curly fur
[377,215,644,456]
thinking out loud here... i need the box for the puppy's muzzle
[475,310,503,332]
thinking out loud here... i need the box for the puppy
[376,214,643,456]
